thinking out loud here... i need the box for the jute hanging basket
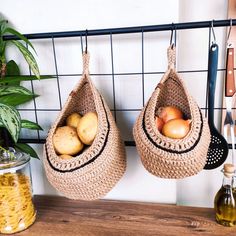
[43,52,126,200]
[133,45,211,179]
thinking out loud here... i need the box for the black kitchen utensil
[204,43,229,170]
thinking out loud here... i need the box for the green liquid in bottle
[214,183,236,226]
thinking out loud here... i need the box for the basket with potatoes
[53,112,98,159]
[43,52,126,200]
[133,45,211,179]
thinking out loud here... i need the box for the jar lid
[0,147,30,174]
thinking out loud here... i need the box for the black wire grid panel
[4,19,236,147]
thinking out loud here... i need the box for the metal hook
[170,23,174,46]
[226,19,233,47]
[170,23,176,48]
[211,20,216,44]
[85,29,88,53]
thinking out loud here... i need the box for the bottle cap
[223,163,235,177]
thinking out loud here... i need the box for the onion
[162,119,191,139]
[158,106,183,123]
[155,117,164,132]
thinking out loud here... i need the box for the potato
[77,112,98,145]
[59,154,73,160]
[66,113,81,128]
[53,126,84,155]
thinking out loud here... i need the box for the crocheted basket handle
[167,45,176,69]
[82,52,90,76]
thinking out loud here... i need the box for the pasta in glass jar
[0,148,36,234]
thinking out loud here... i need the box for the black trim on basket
[45,95,110,172]
[142,101,204,154]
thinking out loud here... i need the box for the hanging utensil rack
[3,19,236,147]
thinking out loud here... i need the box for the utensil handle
[225,47,235,97]
[208,43,219,124]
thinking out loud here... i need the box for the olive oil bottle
[214,164,236,227]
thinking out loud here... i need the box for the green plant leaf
[0,103,21,143]
[6,60,20,76]
[0,85,34,96]
[4,61,20,85]
[0,41,6,57]
[21,119,43,130]
[4,60,20,85]
[11,40,40,79]
[0,85,36,106]
[0,20,7,57]
[3,27,36,53]
[0,93,38,106]
[0,75,53,85]
[0,20,8,37]
[15,143,39,159]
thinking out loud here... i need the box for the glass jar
[214,164,236,227]
[0,148,36,234]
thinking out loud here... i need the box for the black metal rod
[141,30,145,107]
[3,19,236,40]
[18,138,136,146]
[16,107,231,112]
[19,139,45,144]
[110,33,117,121]
[52,37,62,110]
[14,67,230,78]
[18,138,236,149]
[25,43,40,141]
[205,27,212,118]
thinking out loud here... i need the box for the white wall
[177,0,228,207]
[1,0,228,207]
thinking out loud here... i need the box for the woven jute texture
[133,46,211,179]
[43,52,126,200]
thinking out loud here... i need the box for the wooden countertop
[13,195,235,236]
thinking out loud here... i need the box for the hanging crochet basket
[133,45,210,179]
[43,52,126,200]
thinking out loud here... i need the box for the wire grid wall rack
[4,19,236,147]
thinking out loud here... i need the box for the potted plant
[0,19,50,159]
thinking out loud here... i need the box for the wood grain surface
[9,195,236,236]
